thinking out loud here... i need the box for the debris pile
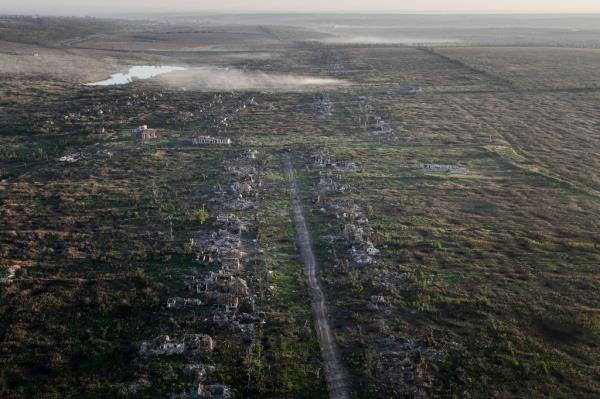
[368,295,388,310]
[167,297,203,309]
[131,125,157,141]
[0,265,20,285]
[57,150,113,163]
[318,176,351,194]
[171,383,232,399]
[388,85,423,96]
[312,150,335,168]
[310,150,359,173]
[368,336,462,398]
[420,164,467,174]
[192,136,232,145]
[313,93,334,118]
[139,334,215,357]
[329,201,365,220]
[358,97,395,136]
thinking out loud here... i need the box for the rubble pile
[318,175,351,194]
[420,164,467,174]
[57,149,113,163]
[329,201,365,220]
[358,96,395,136]
[139,334,215,357]
[316,176,380,266]
[311,150,334,169]
[312,93,334,118]
[367,336,462,398]
[387,85,423,96]
[131,125,157,141]
[171,383,232,399]
[220,152,261,211]
[0,265,20,285]
[310,150,360,173]
[192,136,232,145]
[191,93,258,133]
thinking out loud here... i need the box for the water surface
[86,65,185,86]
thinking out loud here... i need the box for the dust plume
[158,66,347,91]
[319,35,460,45]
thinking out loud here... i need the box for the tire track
[283,154,351,399]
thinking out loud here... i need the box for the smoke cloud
[158,66,347,91]
[319,35,460,44]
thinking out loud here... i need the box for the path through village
[283,154,351,399]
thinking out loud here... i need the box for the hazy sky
[3,0,600,15]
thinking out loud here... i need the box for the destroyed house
[140,334,215,357]
[184,384,231,399]
[167,297,203,309]
[131,125,157,140]
[192,136,232,145]
[422,164,467,174]
[212,293,240,311]
[183,334,216,353]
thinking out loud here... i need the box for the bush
[197,207,209,225]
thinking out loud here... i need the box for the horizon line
[4,11,600,17]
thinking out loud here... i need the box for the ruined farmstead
[182,363,216,379]
[193,249,244,271]
[228,165,257,178]
[57,150,113,163]
[368,295,388,310]
[139,334,215,357]
[225,198,255,211]
[220,256,243,271]
[191,230,243,254]
[131,125,157,141]
[167,297,203,309]
[421,164,468,174]
[373,117,394,135]
[193,250,218,266]
[230,181,253,197]
[318,176,350,194]
[313,93,334,117]
[330,201,365,220]
[192,136,232,145]
[368,337,460,398]
[212,309,263,332]
[0,265,20,285]
[241,149,259,160]
[336,161,360,173]
[311,150,335,168]
[192,270,250,297]
[215,214,251,235]
[343,223,375,244]
[211,292,240,312]
[171,384,232,399]
[350,243,380,266]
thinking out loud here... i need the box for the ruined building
[131,125,157,140]
[192,136,232,145]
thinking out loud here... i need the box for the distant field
[438,47,600,90]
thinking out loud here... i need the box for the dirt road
[283,155,351,399]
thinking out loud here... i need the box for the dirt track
[283,154,351,399]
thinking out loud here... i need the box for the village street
[283,154,351,399]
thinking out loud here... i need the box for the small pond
[86,65,185,86]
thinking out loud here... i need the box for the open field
[0,14,599,399]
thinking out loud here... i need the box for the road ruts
[283,154,351,399]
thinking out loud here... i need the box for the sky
[2,0,600,15]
